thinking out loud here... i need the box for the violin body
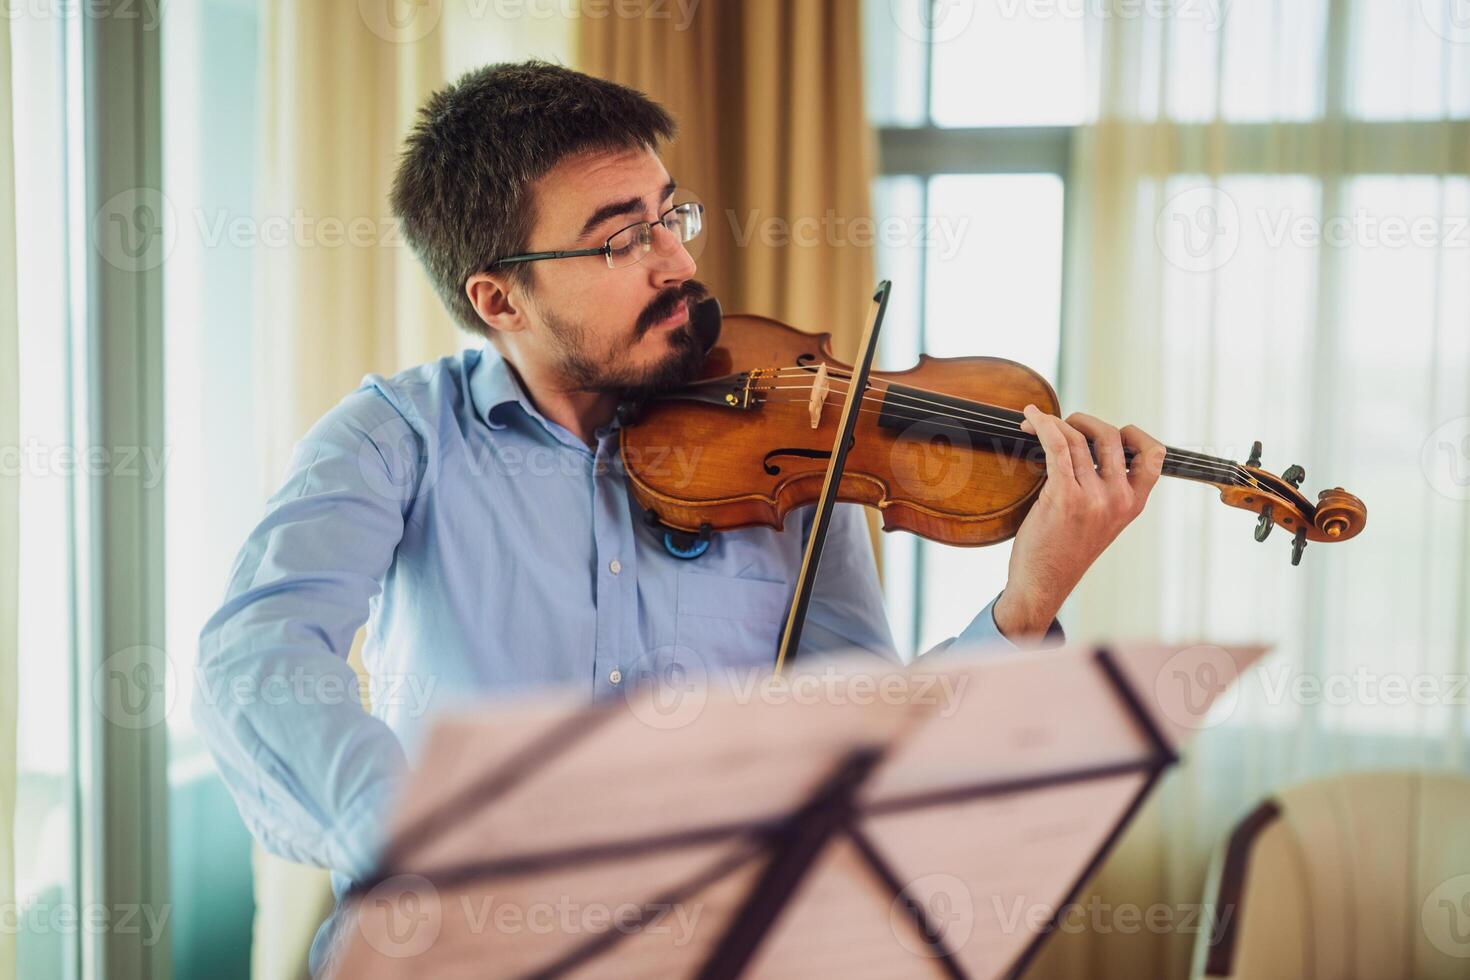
[620,310,1367,561]
[622,313,1059,546]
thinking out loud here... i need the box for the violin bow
[774,281,892,675]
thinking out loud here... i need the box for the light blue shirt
[193,343,1053,971]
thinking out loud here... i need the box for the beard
[539,279,711,401]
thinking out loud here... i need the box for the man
[194,60,1166,973]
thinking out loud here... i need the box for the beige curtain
[256,3,450,482]
[580,0,878,359]
[251,4,574,977]
[0,15,16,980]
[1030,3,1470,977]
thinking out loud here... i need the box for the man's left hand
[992,406,1167,641]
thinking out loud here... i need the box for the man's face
[513,146,707,397]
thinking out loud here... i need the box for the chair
[251,846,333,980]
[1193,769,1470,979]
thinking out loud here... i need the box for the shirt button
[608,559,622,575]
[609,668,623,685]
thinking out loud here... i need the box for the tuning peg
[1254,503,1274,542]
[1291,526,1307,566]
[1282,464,1305,489]
[1246,440,1262,468]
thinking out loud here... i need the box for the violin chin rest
[691,296,722,355]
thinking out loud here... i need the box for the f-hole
[762,436,855,475]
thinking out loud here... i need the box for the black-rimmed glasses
[490,201,704,271]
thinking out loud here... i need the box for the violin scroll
[1216,441,1366,565]
[1314,487,1367,540]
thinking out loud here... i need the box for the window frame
[71,6,172,979]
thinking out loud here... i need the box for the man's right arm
[194,387,421,881]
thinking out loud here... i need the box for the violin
[620,295,1367,565]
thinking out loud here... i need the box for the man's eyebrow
[577,179,678,240]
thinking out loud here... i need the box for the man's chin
[605,324,705,400]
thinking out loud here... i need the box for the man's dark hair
[390,60,676,336]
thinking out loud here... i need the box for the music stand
[330,639,1265,978]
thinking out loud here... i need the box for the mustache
[634,280,709,338]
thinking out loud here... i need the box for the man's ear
[466,272,528,339]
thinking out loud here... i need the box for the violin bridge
[808,363,830,429]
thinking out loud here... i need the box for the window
[865,1,1470,749]
[162,0,262,759]
[162,1,263,973]
[12,12,81,979]
[864,1,1071,652]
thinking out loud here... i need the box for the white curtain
[0,14,17,980]
[1036,1,1470,976]
[250,5,575,976]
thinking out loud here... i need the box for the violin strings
[807,388,1261,490]
[755,365,1268,486]
[761,366,1257,478]
[755,392,1255,489]
[747,370,1266,492]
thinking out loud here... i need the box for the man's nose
[647,222,697,285]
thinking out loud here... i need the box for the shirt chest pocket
[674,570,793,672]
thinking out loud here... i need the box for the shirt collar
[469,344,540,431]
[468,345,623,443]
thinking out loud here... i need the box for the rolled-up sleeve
[798,505,1064,663]
[926,591,1066,657]
[193,388,419,880]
